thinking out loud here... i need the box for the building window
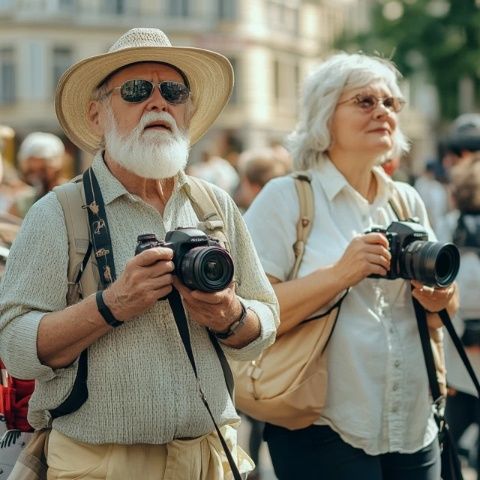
[52,47,73,92]
[0,48,15,104]
[272,57,298,112]
[104,0,125,14]
[218,0,236,20]
[58,0,75,9]
[266,0,299,34]
[168,0,190,17]
[273,59,281,101]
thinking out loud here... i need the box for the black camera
[366,220,460,287]
[135,228,234,292]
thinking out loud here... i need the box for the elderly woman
[244,53,458,479]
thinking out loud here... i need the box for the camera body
[135,228,234,292]
[365,220,460,287]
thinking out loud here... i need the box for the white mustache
[137,111,179,136]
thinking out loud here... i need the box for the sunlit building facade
[0,0,362,169]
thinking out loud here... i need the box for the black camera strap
[412,298,469,479]
[167,289,241,479]
[82,168,117,287]
[50,167,113,419]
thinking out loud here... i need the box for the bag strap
[289,171,314,281]
[54,178,97,304]
[183,176,231,252]
[388,186,411,221]
[50,176,100,420]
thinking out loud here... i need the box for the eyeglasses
[106,79,190,105]
[337,94,406,113]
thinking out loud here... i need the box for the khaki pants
[46,428,253,480]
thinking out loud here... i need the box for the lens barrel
[179,246,234,292]
[401,240,460,287]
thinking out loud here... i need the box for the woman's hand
[333,232,392,287]
[411,280,457,314]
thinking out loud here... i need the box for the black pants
[263,423,440,480]
[446,390,480,479]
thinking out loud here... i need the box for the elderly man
[0,28,278,479]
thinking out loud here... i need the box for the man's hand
[103,247,175,321]
[173,278,242,332]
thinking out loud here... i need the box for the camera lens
[402,241,460,287]
[180,246,234,292]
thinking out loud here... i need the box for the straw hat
[55,28,234,154]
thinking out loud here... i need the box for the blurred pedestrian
[9,132,67,217]
[414,160,449,232]
[244,52,458,479]
[234,146,291,480]
[437,156,480,479]
[441,113,480,173]
[235,147,291,211]
[0,126,23,273]
[187,148,240,196]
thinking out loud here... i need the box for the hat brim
[55,46,234,154]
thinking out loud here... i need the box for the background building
[0,0,363,172]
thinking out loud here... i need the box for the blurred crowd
[0,128,70,274]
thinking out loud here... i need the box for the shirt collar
[90,151,188,205]
[314,157,396,204]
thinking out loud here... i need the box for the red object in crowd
[0,360,34,432]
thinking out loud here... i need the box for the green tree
[336,0,480,120]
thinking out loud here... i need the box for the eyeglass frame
[337,93,406,114]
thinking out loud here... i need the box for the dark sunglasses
[338,94,405,113]
[106,79,190,105]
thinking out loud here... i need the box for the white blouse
[244,159,439,455]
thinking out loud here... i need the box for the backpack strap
[389,185,411,221]
[183,176,231,252]
[182,175,235,398]
[54,177,99,305]
[289,171,314,280]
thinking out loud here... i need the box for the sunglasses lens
[120,80,153,103]
[160,82,190,104]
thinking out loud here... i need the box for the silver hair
[288,52,410,171]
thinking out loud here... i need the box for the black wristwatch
[211,301,248,340]
[95,291,123,328]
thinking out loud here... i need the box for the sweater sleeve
[208,185,279,361]
[0,192,70,380]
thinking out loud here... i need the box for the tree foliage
[336,0,480,120]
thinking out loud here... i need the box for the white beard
[104,107,190,179]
